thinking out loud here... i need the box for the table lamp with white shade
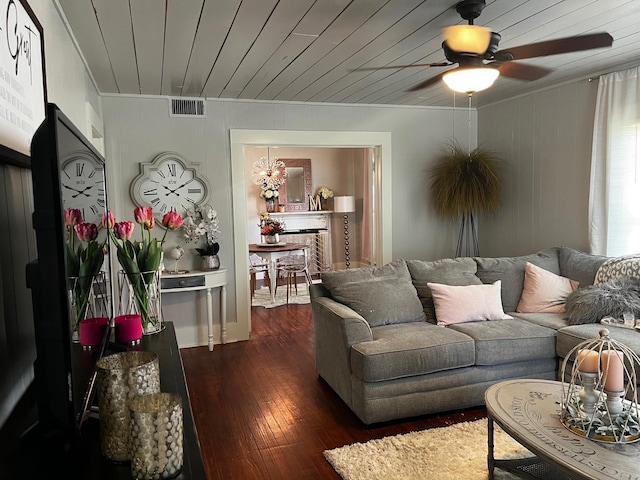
[333,196,355,269]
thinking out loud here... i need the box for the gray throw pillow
[565,276,640,325]
[321,259,426,327]
[406,258,482,324]
[474,248,560,312]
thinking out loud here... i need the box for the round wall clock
[130,152,210,223]
[60,152,106,224]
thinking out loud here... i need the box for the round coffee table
[485,379,640,480]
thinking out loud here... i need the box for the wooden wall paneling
[201,0,279,98]
[161,0,206,96]
[57,0,118,93]
[129,0,166,95]
[263,0,389,101]
[91,0,139,94]
[220,0,316,99]
[0,165,37,428]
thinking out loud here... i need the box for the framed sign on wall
[0,0,46,168]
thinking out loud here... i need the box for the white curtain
[589,66,640,256]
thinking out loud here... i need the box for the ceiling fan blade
[407,72,447,92]
[495,32,613,61]
[350,62,452,72]
[496,61,552,81]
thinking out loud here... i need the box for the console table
[161,269,227,350]
[6,322,206,479]
[485,379,640,480]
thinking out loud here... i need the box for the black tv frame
[26,103,111,459]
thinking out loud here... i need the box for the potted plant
[259,216,285,244]
[183,204,222,270]
[429,140,503,257]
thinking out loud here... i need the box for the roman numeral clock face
[131,153,209,224]
[61,157,105,224]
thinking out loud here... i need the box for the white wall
[477,79,599,257]
[101,96,477,346]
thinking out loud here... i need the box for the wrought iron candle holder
[560,328,640,443]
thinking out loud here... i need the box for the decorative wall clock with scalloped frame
[130,151,210,223]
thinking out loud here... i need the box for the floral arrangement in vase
[64,208,108,339]
[316,186,334,209]
[317,186,333,200]
[260,215,285,243]
[183,204,221,270]
[252,152,287,212]
[107,207,183,331]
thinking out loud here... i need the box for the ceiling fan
[356,0,613,94]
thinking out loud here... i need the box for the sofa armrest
[311,297,372,407]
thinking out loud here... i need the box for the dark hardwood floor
[180,301,486,479]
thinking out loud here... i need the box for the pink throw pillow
[516,262,579,313]
[427,280,513,326]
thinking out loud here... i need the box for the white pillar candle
[602,350,625,392]
[577,349,599,373]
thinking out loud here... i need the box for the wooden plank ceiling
[57,0,640,107]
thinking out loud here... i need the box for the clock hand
[71,184,97,198]
[175,178,194,191]
[63,184,84,194]
[161,184,182,197]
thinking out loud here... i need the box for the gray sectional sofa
[310,246,640,425]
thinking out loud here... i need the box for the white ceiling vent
[169,98,206,118]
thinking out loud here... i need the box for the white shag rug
[251,285,310,308]
[324,418,532,480]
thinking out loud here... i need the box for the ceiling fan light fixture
[442,67,499,93]
[443,25,491,54]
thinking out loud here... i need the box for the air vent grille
[169,98,206,118]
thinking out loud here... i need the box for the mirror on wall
[279,158,312,211]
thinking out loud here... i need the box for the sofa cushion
[565,276,640,325]
[406,258,482,324]
[594,254,640,284]
[474,248,560,312]
[516,262,579,313]
[448,319,557,365]
[510,312,569,331]
[350,323,475,382]
[428,281,512,326]
[556,324,640,358]
[558,246,607,287]
[321,259,425,327]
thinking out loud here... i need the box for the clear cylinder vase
[96,351,161,462]
[265,198,276,212]
[118,270,163,335]
[67,272,109,342]
[129,393,184,479]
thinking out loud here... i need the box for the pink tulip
[114,221,135,241]
[134,206,154,230]
[161,211,184,230]
[101,211,115,229]
[64,208,83,228]
[74,222,98,242]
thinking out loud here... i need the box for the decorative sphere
[170,246,184,261]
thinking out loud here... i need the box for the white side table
[160,269,227,351]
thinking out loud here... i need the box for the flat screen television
[26,102,111,461]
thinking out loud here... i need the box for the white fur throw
[565,276,640,325]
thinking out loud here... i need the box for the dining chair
[249,253,270,298]
[275,246,312,304]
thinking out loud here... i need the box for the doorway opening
[230,130,392,340]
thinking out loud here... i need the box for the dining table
[248,242,310,303]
